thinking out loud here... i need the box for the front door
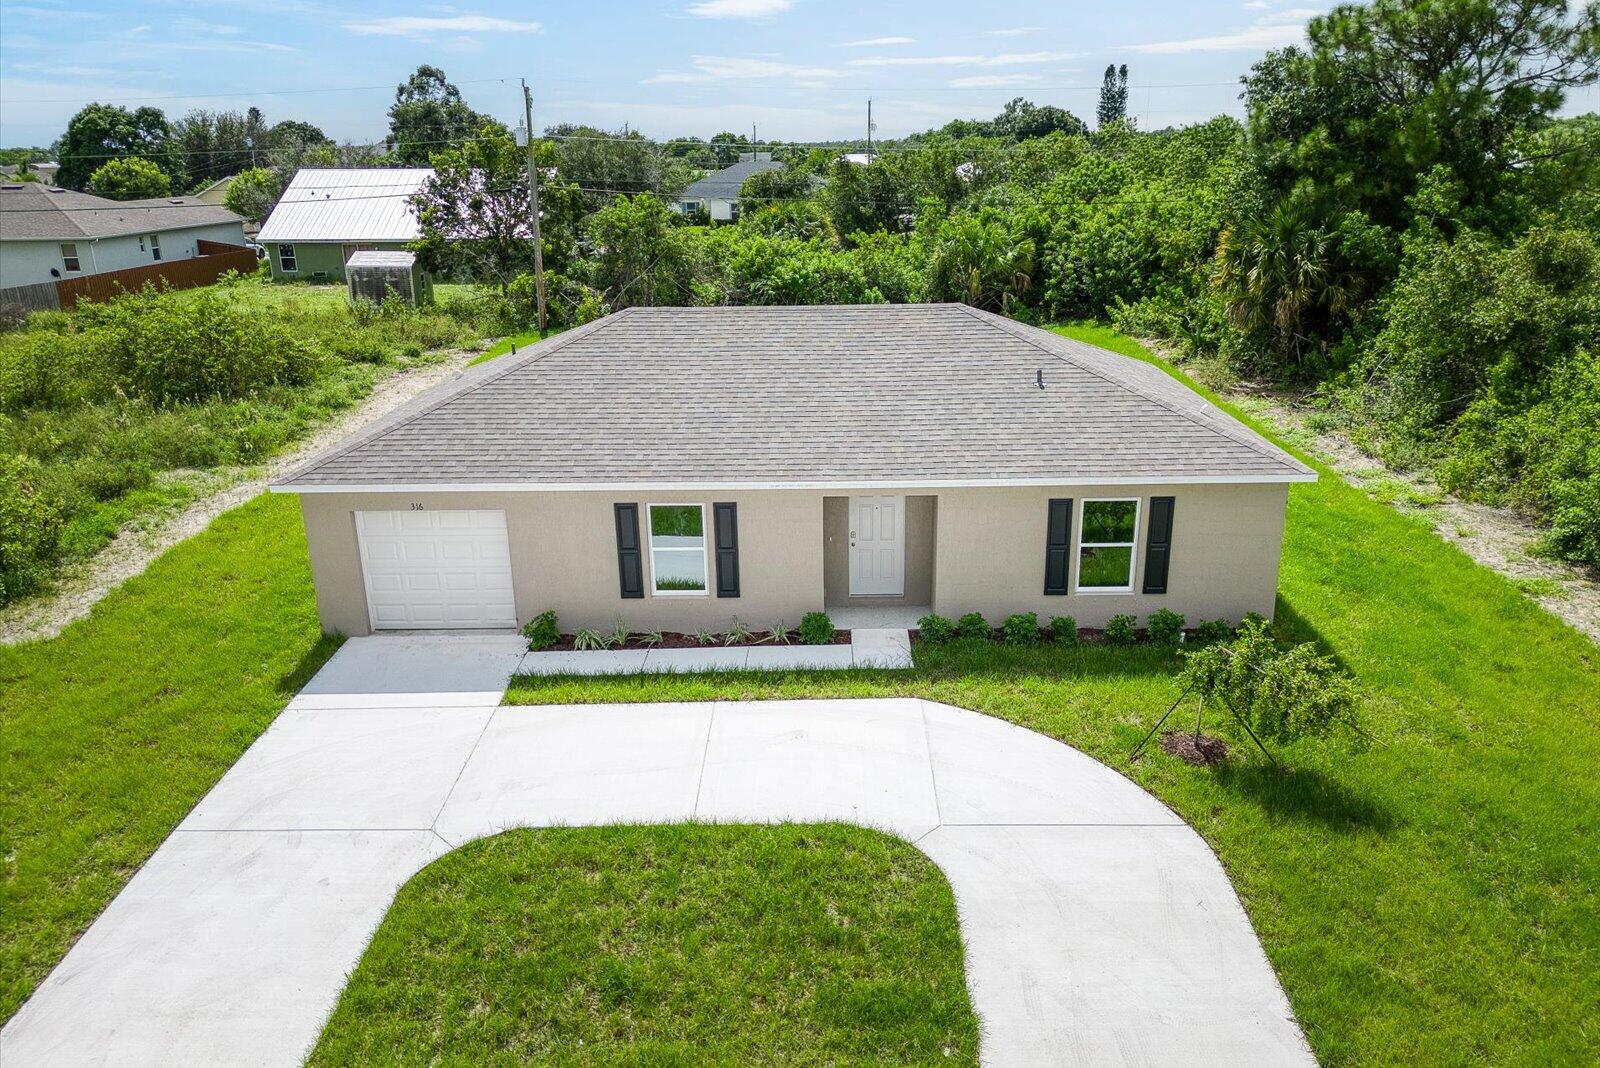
[849,495,905,596]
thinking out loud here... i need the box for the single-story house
[256,168,432,283]
[272,304,1315,636]
[673,153,786,222]
[0,183,247,290]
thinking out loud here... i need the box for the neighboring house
[272,304,1315,636]
[0,182,246,290]
[673,153,786,222]
[190,176,235,205]
[256,168,432,283]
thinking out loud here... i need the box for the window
[149,234,161,261]
[1075,498,1140,592]
[60,243,80,272]
[682,200,702,214]
[647,504,708,595]
[278,244,297,272]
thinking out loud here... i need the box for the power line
[3,77,517,106]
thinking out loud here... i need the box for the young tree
[222,167,283,225]
[172,107,273,185]
[583,194,694,309]
[1097,64,1129,129]
[55,103,180,190]
[387,65,502,165]
[708,131,751,167]
[88,156,171,200]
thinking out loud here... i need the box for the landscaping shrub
[956,612,991,641]
[1146,608,1185,646]
[798,611,835,645]
[522,610,560,651]
[1179,618,1362,744]
[0,454,63,603]
[916,613,956,643]
[1193,618,1232,644]
[1001,612,1041,646]
[1048,615,1079,645]
[1104,614,1137,644]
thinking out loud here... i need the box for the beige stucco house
[272,304,1314,636]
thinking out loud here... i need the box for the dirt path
[1,349,481,646]
[1229,389,1600,644]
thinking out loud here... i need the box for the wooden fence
[0,280,61,312]
[53,240,259,309]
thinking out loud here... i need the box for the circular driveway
[2,636,1312,1066]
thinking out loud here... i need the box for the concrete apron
[2,636,1313,1068]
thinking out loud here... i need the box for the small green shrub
[916,613,956,643]
[1146,608,1185,646]
[798,611,835,645]
[1193,618,1232,644]
[639,629,665,647]
[1048,615,1079,645]
[1179,618,1362,743]
[521,609,560,651]
[763,623,792,645]
[694,628,718,646]
[956,612,991,641]
[725,619,755,645]
[1002,612,1040,645]
[573,628,606,651]
[607,622,630,648]
[1104,614,1138,645]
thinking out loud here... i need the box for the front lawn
[309,824,978,1066]
[0,492,335,1020]
[504,327,1600,1065]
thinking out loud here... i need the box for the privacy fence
[0,240,258,313]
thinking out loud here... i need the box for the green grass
[309,824,978,1066]
[468,324,569,366]
[0,493,338,1021]
[503,324,1600,1066]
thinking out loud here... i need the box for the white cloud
[343,15,542,38]
[645,55,844,84]
[983,27,1038,37]
[850,50,1076,68]
[684,0,793,18]
[1126,9,1322,54]
[948,74,1042,88]
[837,36,914,47]
[0,5,97,19]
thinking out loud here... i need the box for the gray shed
[345,249,432,306]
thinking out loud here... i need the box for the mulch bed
[536,630,852,651]
[1160,731,1230,766]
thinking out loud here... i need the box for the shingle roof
[256,168,431,243]
[276,304,1314,490]
[0,184,243,241]
[677,155,786,201]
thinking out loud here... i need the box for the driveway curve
[2,636,1312,1067]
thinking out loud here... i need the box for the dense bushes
[0,455,63,603]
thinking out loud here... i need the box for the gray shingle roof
[276,304,1314,489]
[0,184,243,240]
[677,155,786,201]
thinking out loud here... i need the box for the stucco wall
[0,222,246,288]
[295,482,1290,636]
[822,494,937,607]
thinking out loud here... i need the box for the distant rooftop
[678,154,785,201]
[256,168,432,244]
[0,183,242,241]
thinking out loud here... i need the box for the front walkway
[2,636,1312,1067]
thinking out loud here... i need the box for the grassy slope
[0,493,337,1020]
[310,825,978,1066]
[504,324,1600,1065]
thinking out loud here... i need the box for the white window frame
[149,233,161,261]
[1073,497,1141,594]
[278,243,297,273]
[646,502,709,597]
[60,243,81,272]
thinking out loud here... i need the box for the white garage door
[355,510,516,630]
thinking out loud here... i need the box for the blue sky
[3,0,1597,148]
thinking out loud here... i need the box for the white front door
[356,509,516,629]
[848,495,905,596]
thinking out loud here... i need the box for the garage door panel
[356,510,516,630]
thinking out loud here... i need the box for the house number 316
[410,503,425,511]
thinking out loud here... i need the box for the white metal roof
[346,250,416,268]
[256,168,432,243]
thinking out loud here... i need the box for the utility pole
[866,99,874,162]
[520,78,548,338]
[752,123,757,160]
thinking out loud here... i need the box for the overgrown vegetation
[0,277,508,604]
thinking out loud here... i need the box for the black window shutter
[1143,496,1175,595]
[1043,498,1074,595]
[614,503,644,599]
[713,502,740,598]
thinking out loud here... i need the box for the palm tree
[1213,198,1362,365]
[926,212,1035,313]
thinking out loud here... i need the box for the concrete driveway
[3,635,1312,1067]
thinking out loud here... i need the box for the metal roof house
[257,168,432,283]
[673,153,787,222]
[0,183,246,291]
[272,303,1314,636]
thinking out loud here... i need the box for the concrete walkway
[519,627,912,675]
[2,636,1312,1067]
